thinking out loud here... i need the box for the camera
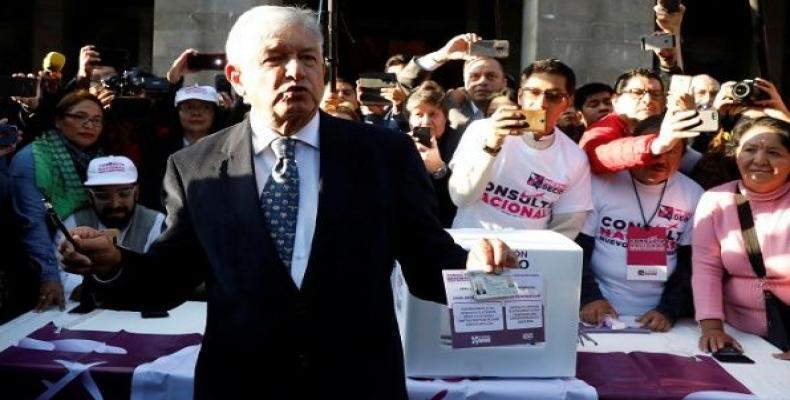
[731,80,769,103]
[101,69,170,97]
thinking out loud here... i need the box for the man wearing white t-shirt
[449,59,592,238]
[578,115,704,331]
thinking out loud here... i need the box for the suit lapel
[300,113,350,293]
[218,118,297,291]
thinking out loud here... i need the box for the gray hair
[225,6,324,66]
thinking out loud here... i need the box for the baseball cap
[174,85,220,107]
[84,156,138,186]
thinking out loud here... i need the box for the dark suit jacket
[95,112,468,399]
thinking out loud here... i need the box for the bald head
[462,57,506,108]
[691,74,720,108]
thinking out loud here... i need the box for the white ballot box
[393,229,582,378]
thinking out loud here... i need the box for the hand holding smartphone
[0,76,38,97]
[358,73,397,105]
[514,109,547,135]
[413,127,432,148]
[187,53,227,71]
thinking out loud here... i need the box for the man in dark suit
[61,5,516,399]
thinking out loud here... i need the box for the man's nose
[284,57,303,80]
[109,196,123,208]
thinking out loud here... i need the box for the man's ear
[225,64,244,96]
[133,185,140,202]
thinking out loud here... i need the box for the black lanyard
[630,176,667,228]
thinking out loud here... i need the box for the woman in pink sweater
[692,116,790,360]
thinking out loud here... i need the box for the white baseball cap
[174,85,220,107]
[84,156,138,187]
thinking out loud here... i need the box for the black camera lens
[732,81,752,100]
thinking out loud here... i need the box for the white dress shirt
[250,111,320,288]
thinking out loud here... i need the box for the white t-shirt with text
[581,171,704,316]
[451,119,592,230]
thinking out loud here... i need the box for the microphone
[43,51,66,73]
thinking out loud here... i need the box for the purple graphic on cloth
[576,351,752,400]
[0,323,202,399]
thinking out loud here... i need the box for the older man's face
[231,24,324,131]
[464,58,506,104]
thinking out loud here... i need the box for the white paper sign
[442,270,546,348]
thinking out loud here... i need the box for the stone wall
[152,0,284,85]
[521,0,654,87]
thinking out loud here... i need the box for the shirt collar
[521,125,559,150]
[250,110,321,155]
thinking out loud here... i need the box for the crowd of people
[0,2,788,397]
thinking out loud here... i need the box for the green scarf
[31,130,89,217]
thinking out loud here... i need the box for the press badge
[626,226,668,281]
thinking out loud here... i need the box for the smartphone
[688,109,719,132]
[214,74,232,94]
[0,123,19,147]
[358,72,397,105]
[469,40,509,58]
[141,310,170,319]
[515,109,547,134]
[0,76,38,97]
[669,74,692,95]
[93,47,130,70]
[640,33,676,51]
[712,346,755,364]
[413,127,432,148]
[187,53,227,71]
[657,0,681,12]
[68,302,97,314]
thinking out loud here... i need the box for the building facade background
[0,0,787,99]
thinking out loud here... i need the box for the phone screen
[0,76,38,97]
[188,53,227,71]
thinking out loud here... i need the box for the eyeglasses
[178,103,214,113]
[520,87,569,103]
[620,88,664,100]
[88,187,135,202]
[64,112,104,127]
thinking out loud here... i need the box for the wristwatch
[482,144,501,156]
[432,163,449,179]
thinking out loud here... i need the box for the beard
[98,207,134,229]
